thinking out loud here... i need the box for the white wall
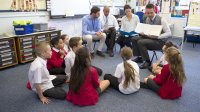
[0,12,49,34]
[0,11,82,37]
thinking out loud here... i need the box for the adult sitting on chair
[116,5,140,49]
[82,6,106,58]
[132,4,171,69]
[100,6,119,57]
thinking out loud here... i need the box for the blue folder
[119,30,138,37]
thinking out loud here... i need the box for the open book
[135,23,163,36]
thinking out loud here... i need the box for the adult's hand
[148,35,158,39]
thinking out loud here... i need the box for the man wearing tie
[100,6,119,57]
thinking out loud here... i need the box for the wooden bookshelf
[0,37,18,69]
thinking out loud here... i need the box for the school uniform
[64,50,103,78]
[159,54,168,66]
[64,50,75,77]
[141,64,183,99]
[104,60,140,94]
[47,47,66,75]
[63,44,70,53]
[66,67,100,106]
[28,57,67,99]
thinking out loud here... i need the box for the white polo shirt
[28,57,56,92]
[120,14,140,32]
[64,50,75,78]
[114,60,140,94]
[100,14,119,30]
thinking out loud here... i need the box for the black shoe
[139,61,150,69]
[133,57,143,63]
[90,52,95,59]
[96,50,105,57]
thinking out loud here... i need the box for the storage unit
[0,37,18,69]
[15,30,61,63]
[16,35,36,63]
[49,30,61,40]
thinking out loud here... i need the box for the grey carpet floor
[0,39,200,112]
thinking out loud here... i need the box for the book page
[135,23,149,34]
[135,23,163,36]
[148,25,163,36]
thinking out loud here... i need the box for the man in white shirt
[100,6,119,57]
[132,4,172,69]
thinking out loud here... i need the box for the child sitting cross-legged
[47,37,66,75]
[66,47,110,106]
[141,47,186,99]
[28,42,68,104]
[104,47,140,94]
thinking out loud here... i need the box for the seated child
[104,47,140,94]
[60,34,70,53]
[66,47,110,106]
[47,37,66,75]
[64,37,102,79]
[151,41,177,74]
[28,42,68,104]
[140,47,186,99]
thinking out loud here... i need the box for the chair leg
[155,51,158,60]
[93,42,96,50]
[150,52,155,64]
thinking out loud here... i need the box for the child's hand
[40,96,50,104]
[148,74,155,79]
[60,49,65,58]
[144,78,148,83]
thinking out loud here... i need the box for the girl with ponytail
[104,47,140,94]
[141,47,186,99]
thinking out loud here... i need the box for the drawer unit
[49,30,61,40]
[16,36,35,63]
[15,30,61,64]
[0,38,18,69]
[35,33,49,44]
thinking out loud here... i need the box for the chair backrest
[135,11,144,23]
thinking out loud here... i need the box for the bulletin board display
[187,2,200,27]
[0,0,46,12]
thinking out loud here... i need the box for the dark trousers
[140,78,160,93]
[43,75,68,100]
[104,74,119,91]
[92,65,102,76]
[132,36,165,62]
[105,29,116,51]
[116,36,133,49]
[49,61,66,75]
[48,68,66,75]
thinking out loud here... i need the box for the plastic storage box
[14,24,33,35]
